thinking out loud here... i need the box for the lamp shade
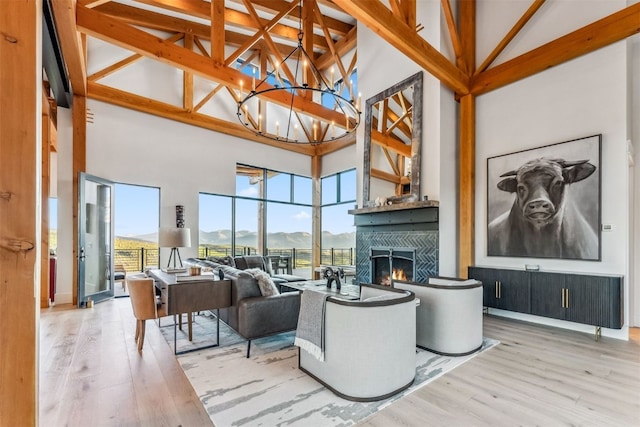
[158,227,191,248]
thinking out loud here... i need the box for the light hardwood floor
[40,298,640,426]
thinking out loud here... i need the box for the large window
[199,193,233,258]
[200,166,355,276]
[114,183,160,273]
[235,198,261,256]
[321,169,356,265]
[200,165,314,275]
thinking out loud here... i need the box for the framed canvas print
[486,134,601,260]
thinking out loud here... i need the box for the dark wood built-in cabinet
[470,268,530,313]
[469,266,623,330]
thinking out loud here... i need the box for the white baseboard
[54,292,73,305]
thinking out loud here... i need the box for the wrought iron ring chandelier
[237,7,360,144]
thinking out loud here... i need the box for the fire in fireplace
[370,247,416,286]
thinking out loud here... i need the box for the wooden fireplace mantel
[348,199,439,215]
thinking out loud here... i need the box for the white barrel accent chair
[298,284,417,401]
[394,277,483,356]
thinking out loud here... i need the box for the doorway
[78,173,115,306]
[113,183,160,297]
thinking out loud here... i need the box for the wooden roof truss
[54,0,640,159]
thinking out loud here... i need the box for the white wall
[475,0,631,338]
[630,32,640,327]
[55,108,74,304]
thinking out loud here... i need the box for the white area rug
[167,312,499,427]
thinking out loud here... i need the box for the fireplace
[349,201,439,285]
[370,247,416,286]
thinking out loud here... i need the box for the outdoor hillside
[49,230,355,249]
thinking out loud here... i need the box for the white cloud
[238,186,259,197]
[293,211,310,221]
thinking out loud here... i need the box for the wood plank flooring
[39,298,213,427]
[40,298,640,426]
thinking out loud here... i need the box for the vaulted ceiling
[51,0,640,158]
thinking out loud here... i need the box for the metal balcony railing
[198,246,355,269]
[114,248,159,273]
[114,246,355,274]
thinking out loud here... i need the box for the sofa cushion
[235,255,267,271]
[207,255,235,267]
[245,268,279,297]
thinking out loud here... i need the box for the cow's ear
[563,163,596,183]
[497,177,517,193]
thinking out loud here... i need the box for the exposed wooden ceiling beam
[95,2,212,37]
[249,0,353,37]
[313,1,349,84]
[78,0,111,8]
[331,0,468,95]
[211,0,225,64]
[313,133,356,156]
[50,0,87,96]
[441,0,464,71]
[88,33,184,81]
[94,2,295,58]
[459,0,476,77]
[471,2,640,95]
[134,0,332,51]
[475,0,546,75]
[77,5,349,126]
[87,81,315,155]
[315,25,356,70]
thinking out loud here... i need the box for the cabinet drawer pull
[562,288,565,308]
[565,289,569,308]
[495,281,499,298]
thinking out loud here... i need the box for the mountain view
[200,230,355,249]
[50,229,355,250]
[95,230,356,249]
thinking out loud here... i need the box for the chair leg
[135,320,140,343]
[246,340,251,358]
[138,320,146,351]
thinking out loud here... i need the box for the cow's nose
[526,199,553,212]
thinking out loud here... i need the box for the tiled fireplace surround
[349,201,439,285]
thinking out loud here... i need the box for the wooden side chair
[127,277,166,351]
[266,255,280,274]
[114,263,127,291]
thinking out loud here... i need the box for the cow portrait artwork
[487,135,601,260]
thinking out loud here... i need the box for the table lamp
[159,227,191,269]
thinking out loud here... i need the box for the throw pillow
[245,268,280,297]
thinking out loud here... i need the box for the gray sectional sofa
[184,256,304,357]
